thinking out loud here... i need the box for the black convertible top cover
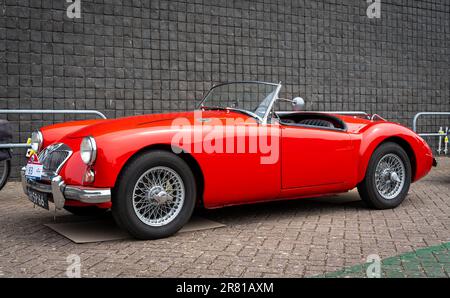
[0,120,12,144]
[0,120,12,161]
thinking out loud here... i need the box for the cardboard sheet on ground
[45,216,225,244]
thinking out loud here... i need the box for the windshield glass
[199,82,279,119]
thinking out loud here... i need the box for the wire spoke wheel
[374,153,405,200]
[132,166,185,226]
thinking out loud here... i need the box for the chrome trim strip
[276,111,370,118]
[51,175,66,209]
[20,169,28,194]
[21,167,111,210]
[64,186,112,203]
[25,177,53,194]
[38,143,73,174]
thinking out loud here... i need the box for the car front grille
[38,143,72,173]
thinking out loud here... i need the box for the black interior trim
[275,112,347,131]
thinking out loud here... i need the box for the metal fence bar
[0,109,107,149]
[415,133,444,137]
[0,109,107,119]
[413,112,450,134]
[0,144,30,149]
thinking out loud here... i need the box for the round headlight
[30,130,43,152]
[80,136,97,165]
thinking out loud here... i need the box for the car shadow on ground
[50,192,365,230]
[40,193,365,243]
[193,192,366,225]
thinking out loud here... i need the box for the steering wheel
[271,109,281,123]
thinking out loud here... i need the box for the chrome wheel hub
[147,186,173,205]
[390,172,401,183]
[374,153,406,200]
[132,166,185,226]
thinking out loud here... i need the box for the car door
[197,120,282,208]
[281,124,355,190]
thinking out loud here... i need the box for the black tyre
[112,150,196,240]
[0,159,11,191]
[63,206,109,216]
[357,142,411,209]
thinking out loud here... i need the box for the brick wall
[1,0,450,178]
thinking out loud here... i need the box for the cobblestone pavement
[0,158,449,278]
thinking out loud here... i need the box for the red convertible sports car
[22,81,435,239]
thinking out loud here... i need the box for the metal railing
[412,112,450,155]
[412,112,450,136]
[0,109,107,149]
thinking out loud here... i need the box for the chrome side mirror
[292,97,305,111]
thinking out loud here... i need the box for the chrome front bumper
[21,167,111,210]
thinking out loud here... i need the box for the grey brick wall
[1,0,450,179]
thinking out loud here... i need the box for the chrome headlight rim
[31,130,43,152]
[80,136,97,165]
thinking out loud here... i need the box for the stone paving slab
[0,158,449,277]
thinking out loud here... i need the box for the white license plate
[25,163,43,179]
